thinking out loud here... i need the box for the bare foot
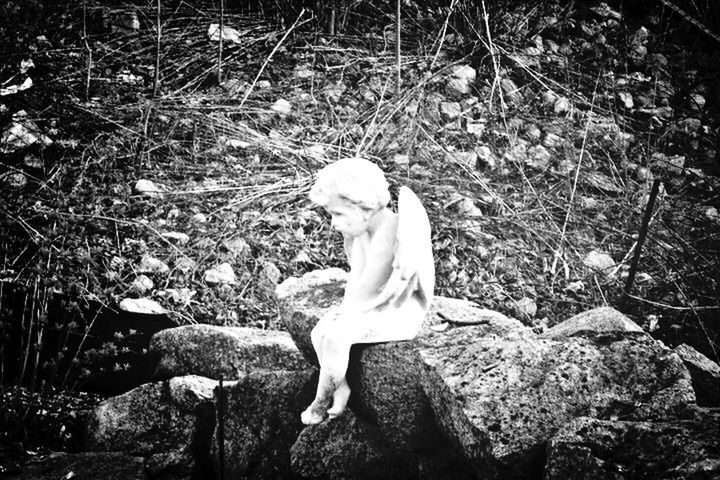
[326,380,351,419]
[300,401,326,425]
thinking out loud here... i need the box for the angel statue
[301,157,435,425]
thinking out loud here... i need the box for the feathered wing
[373,186,435,310]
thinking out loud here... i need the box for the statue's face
[324,195,370,237]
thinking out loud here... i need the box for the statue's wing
[373,186,435,310]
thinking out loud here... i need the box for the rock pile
[24,269,718,480]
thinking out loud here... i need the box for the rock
[475,145,499,170]
[130,274,153,294]
[466,121,486,136]
[688,93,706,113]
[11,451,145,480]
[540,306,645,339]
[450,64,477,84]
[541,90,557,108]
[542,132,563,148]
[207,24,242,44]
[446,65,476,96]
[149,324,309,380]
[261,261,282,284]
[391,153,410,167]
[553,96,572,114]
[137,255,170,275]
[651,152,685,175]
[585,171,623,194]
[418,328,695,479]
[84,375,217,479]
[452,194,483,218]
[706,207,719,222]
[674,344,720,407]
[211,370,316,480]
[161,231,190,245]
[526,145,551,170]
[118,297,168,315]
[190,212,207,224]
[290,410,417,480]
[133,179,165,196]
[524,123,542,141]
[618,91,634,109]
[294,64,314,79]
[204,262,237,285]
[271,98,292,115]
[0,172,28,189]
[223,237,249,257]
[439,101,462,120]
[514,297,537,318]
[446,77,472,96]
[583,250,616,272]
[545,410,720,480]
[0,117,52,154]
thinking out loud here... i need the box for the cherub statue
[301,157,435,425]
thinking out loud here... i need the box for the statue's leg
[301,321,352,425]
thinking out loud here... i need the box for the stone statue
[301,157,435,425]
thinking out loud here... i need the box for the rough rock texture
[277,269,525,452]
[419,325,696,479]
[544,408,720,480]
[674,343,720,407]
[211,369,316,480]
[149,324,308,380]
[7,452,146,480]
[539,306,645,338]
[84,375,217,479]
[290,411,417,480]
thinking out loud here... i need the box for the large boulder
[8,452,146,480]
[674,343,720,407]
[211,369,316,480]
[149,324,309,380]
[84,375,217,479]
[418,328,696,479]
[544,408,720,480]
[290,411,417,480]
[276,269,529,452]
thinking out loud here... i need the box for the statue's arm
[340,217,397,312]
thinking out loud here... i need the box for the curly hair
[309,157,391,210]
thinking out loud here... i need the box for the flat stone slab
[149,324,309,380]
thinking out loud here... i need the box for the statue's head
[309,157,390,236]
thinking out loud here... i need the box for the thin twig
[239,9,308,109]
[550,74,602,279]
